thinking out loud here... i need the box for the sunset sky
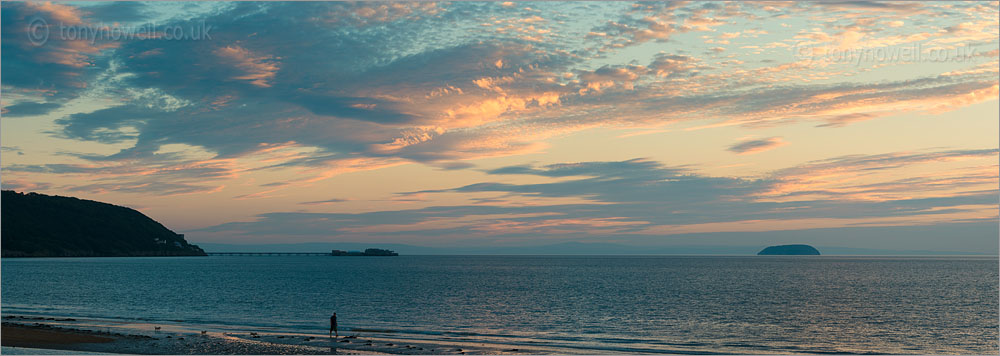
[2,1,998,252]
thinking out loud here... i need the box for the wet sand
[1,322,378,355]
[1,346,113,354]
[0,318,573,355]
[1,325,113,346]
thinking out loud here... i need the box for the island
[1,190,206,257]
[757,244,821,255]
[331,248,398,256]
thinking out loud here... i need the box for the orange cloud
[214,45,280,88]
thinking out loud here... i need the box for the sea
[2,255,997,354]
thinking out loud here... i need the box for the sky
[1,1,998,252]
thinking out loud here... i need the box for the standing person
[330,313,338,338]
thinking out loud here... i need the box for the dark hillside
[1,190,205,257]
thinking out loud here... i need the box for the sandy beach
[0,316,574,355]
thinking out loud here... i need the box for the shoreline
[0,316,614,355]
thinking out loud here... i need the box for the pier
[207,248,398,257]
[207,252,331,256]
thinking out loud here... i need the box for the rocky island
[757,244,821,255]
[1,190,206,257]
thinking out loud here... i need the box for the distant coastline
[195,241,995,256]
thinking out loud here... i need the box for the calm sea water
[2,256,997,354]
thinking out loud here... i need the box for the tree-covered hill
[1,190,206,257]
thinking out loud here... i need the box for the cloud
[3,152,238,196]
[198,149,998,243]
[815,1,925,14]
[727,137,786,154]
[763,148,999,202]
[1,2,115,103]
[213,45,280,88]
[1,102,61,117]
[323,2,442,26]
[1,180,52,192]
[774,148,999,177]
[1,146,25,155]
[299,198,348,205]
[4,2,998,200]
[589,2,751,48]
[79,2,152,23]
[485,158,683,178]
[259,182,289,187]
[434,161,476,170]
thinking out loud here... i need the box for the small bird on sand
[154,326,161,330]
[201,331,207,335]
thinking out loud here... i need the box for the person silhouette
[330,313,338,338]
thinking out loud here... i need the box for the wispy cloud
[299,198,349,206]
[727,137,786,154]
[199,149,998,244]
